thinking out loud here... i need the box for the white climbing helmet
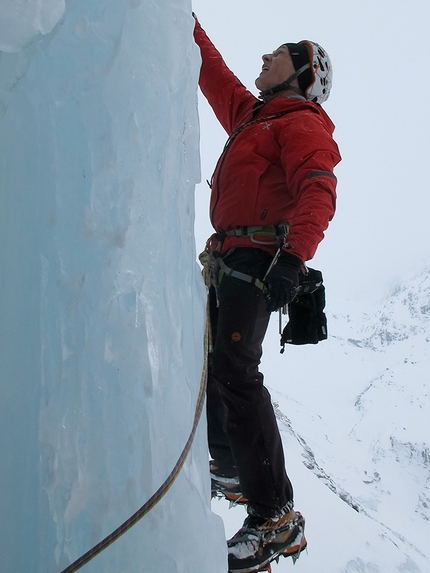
[298,40,333,104]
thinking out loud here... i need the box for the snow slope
[213,268,430,572]
[0,1,225,572]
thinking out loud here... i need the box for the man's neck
[262,90,305,102]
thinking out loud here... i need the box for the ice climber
[193,15,341,573]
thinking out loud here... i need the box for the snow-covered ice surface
[0,1,226,572]
[213,269,430,572]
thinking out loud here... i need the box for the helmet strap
[259,63,311,101]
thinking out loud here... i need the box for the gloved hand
[263,252,301,312]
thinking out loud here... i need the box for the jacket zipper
[209,109,291,226]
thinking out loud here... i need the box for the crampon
[227,509,307,572]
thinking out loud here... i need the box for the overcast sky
[192,0,430,306]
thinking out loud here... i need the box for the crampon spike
[291,525,306,564]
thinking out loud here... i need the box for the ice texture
[0,1,225,572]
[0,0,66,53]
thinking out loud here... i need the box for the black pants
[207,248,293,517]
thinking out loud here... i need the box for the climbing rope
[60,295,210,573]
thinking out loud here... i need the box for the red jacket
[194,19,341,263]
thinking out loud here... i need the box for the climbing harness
[216,255,265,290]
[204,223,290,305]
[59,303,211,573]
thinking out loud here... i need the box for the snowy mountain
[360,269,430,349]
[213,267,430,572]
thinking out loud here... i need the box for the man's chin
[255,79,264,91]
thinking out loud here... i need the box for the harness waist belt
[222,223,288,238]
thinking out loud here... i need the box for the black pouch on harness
[280,268,327,350]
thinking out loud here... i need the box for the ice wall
[0,0,65,53]
[0,1,225,572]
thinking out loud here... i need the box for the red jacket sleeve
[193,18,257,134]
[278,110,340,262]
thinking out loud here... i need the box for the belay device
[280,267,328,352]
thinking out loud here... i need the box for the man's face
[255,45,297,92]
